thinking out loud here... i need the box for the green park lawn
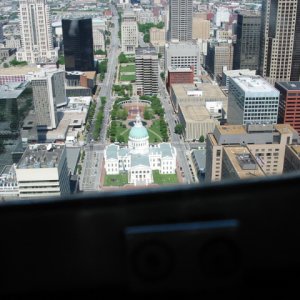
[115,122,129,142]
[120,64,135,73]
[104,173,128,186]
[153,170,178,185]
[120,74,136,82]
[149,120,162,136]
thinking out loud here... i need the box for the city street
[158,71,194,184]
[80,4,120,192]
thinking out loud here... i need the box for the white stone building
[104,115,177,186]
[121,10,138,54]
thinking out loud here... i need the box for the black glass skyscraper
[62,17,94,72]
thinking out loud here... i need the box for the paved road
[158,71,194,184]
[80,4,120,192]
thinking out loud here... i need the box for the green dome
[129,125,149,139]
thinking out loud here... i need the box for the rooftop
[274,124,298,136]
[224,146,265,179]
[0,81,29,99]
[232,76,278,94]
[276,81,300,91]
[168,67,193,73]
[172,83,227,100]
[290,145,300,157]
[135,47,157,56]
[131,154,150,167]
[0,65,40,76]
[17,144,65,169]
[217,125,247,135]
[179,104,215,123]
[223,69,256,77]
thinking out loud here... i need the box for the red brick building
[166,67,194,93]
[275,81,300,134]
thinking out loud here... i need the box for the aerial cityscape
[0,0,299,200]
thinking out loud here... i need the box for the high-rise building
[31,70,66,130]
[17,0,57,64]
[205,124,299,182]
[121,10,139,54]
[206,40,234,80]
[233,11,261,71]
[92,18,106,52]
[165,41,200,75]
[275,81,300,134]
[192,18,210,40]
[135,47,158,96]
[62,17,94,72]
[169,0,192,42]
[16,144,70,198]
[0,22,4,43]
[227,75,279,125]
[0,81,33,173]
[259,0,300,83]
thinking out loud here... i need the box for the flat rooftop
[224,146,265,179]
[0,65,40,76]
[172,83,227,100]
[274,124,298,136]
[276,81,300,91]
[223,69,256,76]
[232,76,278,94]
[179,104,214,123]
[168,67,193,73]
[0,81,29,99]
[135,47,157,56]
[216,125,247,135]
[17,144,64,169]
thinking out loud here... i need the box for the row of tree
[93,97,107,140]
[118,52,135,64]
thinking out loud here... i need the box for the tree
[160,72,165,80]
[175,124,184,135]
[3,63,9,68]
[199,135,205,143]
[118,52,128,63]
[95,49,106,55]
[117,135,125,143]
[143,33,150,43]
[0,140,5,154]
[144,108,153,120]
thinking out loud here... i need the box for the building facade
[275,81,300,135]
[135,47,158,96]
[31,70,66,130]
[121,10,139,54]
[206,124,300,182]
[233,12,261,70]
[104,114,177,186]
[169,0,193,41]
[227,75,279,125]
[166,67,194,92]
[62,17,94,72]
[15,144,70,198]
[192,18,210,40]
[17,0,57,63]
[259,0,300,83]
[206,40,233,80]
[165,41,200,75]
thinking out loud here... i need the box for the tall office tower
[0,82,33,173]
[17,0,57,64]
[135,47,158,96]
[206,40,233,80]
[205,123,299,182]
[169,0,193,41]
[192,18,210,40]
[275,81,300,134]
[121,10,138,54]
[16,144,70,198]
[62,17,94,72]
[31,70,66,130]
[233,11,261,71]
[259,0,300,83]
[227,75,279,125]
[0,22,4,43]
[165,41,200,75]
